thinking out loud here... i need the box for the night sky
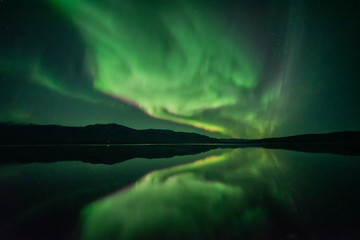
[0,0,359,138]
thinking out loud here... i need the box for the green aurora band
[81,148,296,240]
[45,0,302,138]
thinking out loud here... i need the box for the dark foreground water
[0,146,359,240]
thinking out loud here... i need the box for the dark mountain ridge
[239,131,360,155]
[1,123,359,149]
[243,131,360,145]
[0,123,219,144]
[0,123,360,162]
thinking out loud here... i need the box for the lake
[0,145,359,240]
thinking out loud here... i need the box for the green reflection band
[46,0,293,138]
[81,149,296,240]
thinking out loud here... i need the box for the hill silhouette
[0,123,359,159]
[0,123,219,144]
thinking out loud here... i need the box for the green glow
[81,149,295,240]
[32,62,101,104]
[48,0,287,138]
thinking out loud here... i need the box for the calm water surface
[0,146,359,240]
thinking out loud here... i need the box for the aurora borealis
[0,0,359,137]
[49,0,264,137]
[1,1,360,239]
